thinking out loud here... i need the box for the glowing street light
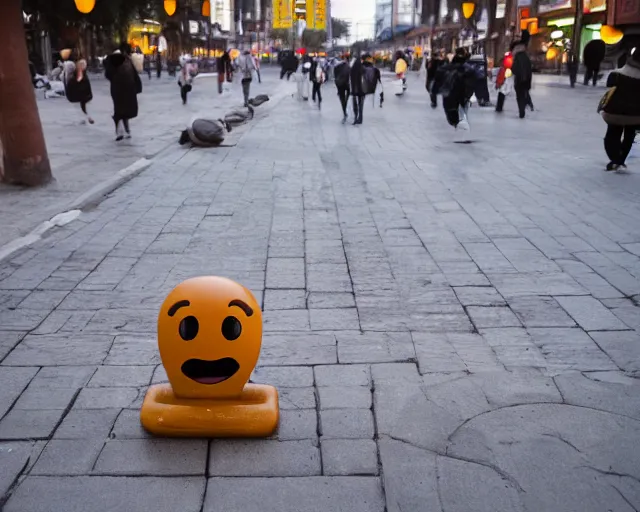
[462,2,475,19]
[600,25,623,45]
[74,0,95,14]
[164,0,177,16]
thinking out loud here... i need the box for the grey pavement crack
[611,484,639,512]
[541,432,584,454]
[582,466,640,486]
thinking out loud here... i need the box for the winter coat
[334,61,350,89]
[583,39,606,69]
[511,44,532,90]
[601,62,640,126]
[427,58,445,87]
[350,59,364,96]
[237,53,256,80]
[66,72,93,104]
[433,61,476,107]
[104,53,142,120]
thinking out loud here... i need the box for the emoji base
[140,383,279,437]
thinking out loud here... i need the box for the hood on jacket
[105,53,127,69]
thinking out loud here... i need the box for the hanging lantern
[202,0,211,17]
[600,25,623,45]
[546,47,558,60]
[164,0,177,16]
[74,0,95,14]
[462,2,476,19]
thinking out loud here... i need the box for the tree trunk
[0,0,52,186]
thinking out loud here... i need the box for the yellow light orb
[546,47,558,60]
[505,68,512,78]
[600,25,623,45]
[462,2,476,19]
[74,0,95,14]
[164,0,177,16]
[202,0,211,17]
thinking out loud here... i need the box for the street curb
[67,157,152,211]
[0,157,152,265]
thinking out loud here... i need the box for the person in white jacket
[237,50,256,107]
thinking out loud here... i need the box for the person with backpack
[510,30,534,119]
[432,48,476,129]
[310,57,326,108]
[599,47,640,171]
[65,59,94,124]
[362,54,383,107]
[237,50,256,107]
[334,55,351,123]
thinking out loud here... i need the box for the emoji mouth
[181,357,240,385]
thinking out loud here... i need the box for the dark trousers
[242,78,252,106]
[312,82,322,103]
[584,65,600,86]
[515,86,528,118]
[495,92,506,112]
[180,84,191,104]
[113,116,130,135]
[256,68,261,83]
[605,125,638,165]
[352,94,364,123]
[337,86,350,116]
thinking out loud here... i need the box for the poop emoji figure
[140,276,279,437]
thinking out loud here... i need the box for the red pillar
[0,0,52,186]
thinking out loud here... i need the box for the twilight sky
[330,0,376,41]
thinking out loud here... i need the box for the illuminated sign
[273,0,293,28]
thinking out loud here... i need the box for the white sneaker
[457,119,470,131]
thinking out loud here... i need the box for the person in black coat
[432,48,476,128]
[600,47,640,170]
[65,59,94,124]
[104,43,142,141]
[334,56,351,122]
[427,51,446,108]
[217,50,232,94]
[510,30,533,118]
[350,55,365,125]
[583,39,606,86]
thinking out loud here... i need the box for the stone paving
[0,68,278,245]
[0,70,639,511]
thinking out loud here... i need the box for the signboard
[584,0,606,12]
[211,0,232,32]
[315,0,327,30]
[273,0,293,28]
[537,0,572,13]
[615,0,640,23]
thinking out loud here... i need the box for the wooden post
[0,0,52,186]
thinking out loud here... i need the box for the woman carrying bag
[599,47,640,171]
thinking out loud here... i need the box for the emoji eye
[221,316,242,341]
[179,316,199,341]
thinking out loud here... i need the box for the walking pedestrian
[237,50,256,107]
[432,48,476,130]
[510,30,533,119]
[583,39,606,87]
[217,50,232,94]
[65,59,94,124]
[334,55,351,123]
[253,53,262,83]
[599,47,640,171]
[104,43,142,141]
[362,54,383,108]
[310,57,326,108]
[427,51,446,108]
[144,54,152,80]
[494,54,513,113]
[350,54,365,125]
[178,56,196,105]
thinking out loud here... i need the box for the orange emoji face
[157,276,262,399]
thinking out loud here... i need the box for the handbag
[597,86,616,113]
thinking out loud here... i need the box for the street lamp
[164,0,177,16]
[462,2,475,20]
[74,0,95,14]
[600,25,623,45]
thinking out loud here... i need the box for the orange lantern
[600,25,623,45]
[462,2,476,19]
[164,0,177,16]
[74,0,95,14]
[546,47,558,60]
[503,51,513,69]
[202,0,211,17]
